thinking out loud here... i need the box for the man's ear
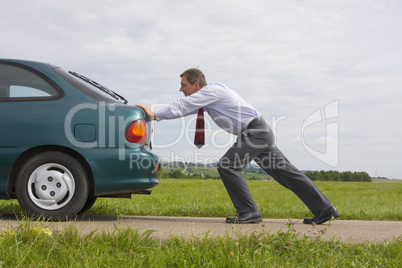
[194,81,201,91]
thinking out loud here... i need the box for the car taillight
[125,119,148,144]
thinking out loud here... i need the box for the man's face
[180,76,200,97]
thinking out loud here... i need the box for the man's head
[179,68,207,97]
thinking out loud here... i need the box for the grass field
[91,179,402,220]
[1,180,401,220]
[0,180,401,267]
[0,218,400,267]
[173,166,272,180]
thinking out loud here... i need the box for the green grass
[0,180,401,267]
[0,219,400,267]
[1,180,401,220]
[92,179,401,220]
[179,166,271,180]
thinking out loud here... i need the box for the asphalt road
[1,213,401,244]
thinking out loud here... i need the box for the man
[136,68,339,225]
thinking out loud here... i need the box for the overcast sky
[1,0,401,179]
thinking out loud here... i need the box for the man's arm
[136,85,217,122]
[135,104,156,120]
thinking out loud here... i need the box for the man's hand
[135,104,156,120]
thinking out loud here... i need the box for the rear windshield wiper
[69,71,128,104]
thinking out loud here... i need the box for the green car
[0,59,160,220]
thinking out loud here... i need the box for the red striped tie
[194,108,205,149]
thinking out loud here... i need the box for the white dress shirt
[154,82,261,135]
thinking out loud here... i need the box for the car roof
[0,59,125,104]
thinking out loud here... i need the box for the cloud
[1,0,402,179]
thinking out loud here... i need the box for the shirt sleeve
[155,85,218,121]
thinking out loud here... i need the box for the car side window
[9,85,52,97]
[0,63,60,101]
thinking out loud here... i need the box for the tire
[78,196,97,214]
[15,151,89,220]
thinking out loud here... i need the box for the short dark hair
[180,68,207,87]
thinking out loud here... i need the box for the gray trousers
[217,117,331,215]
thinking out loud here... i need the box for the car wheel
[15,151,89,220]
[78,196,97,214]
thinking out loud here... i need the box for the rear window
[54,67,127,104]
[0,63,61,101]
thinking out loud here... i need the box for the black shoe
[226,210,262,224]
[303,206,340,225]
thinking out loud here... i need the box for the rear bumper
[77,146,160,196]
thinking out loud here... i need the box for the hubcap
[27,163,75,210]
